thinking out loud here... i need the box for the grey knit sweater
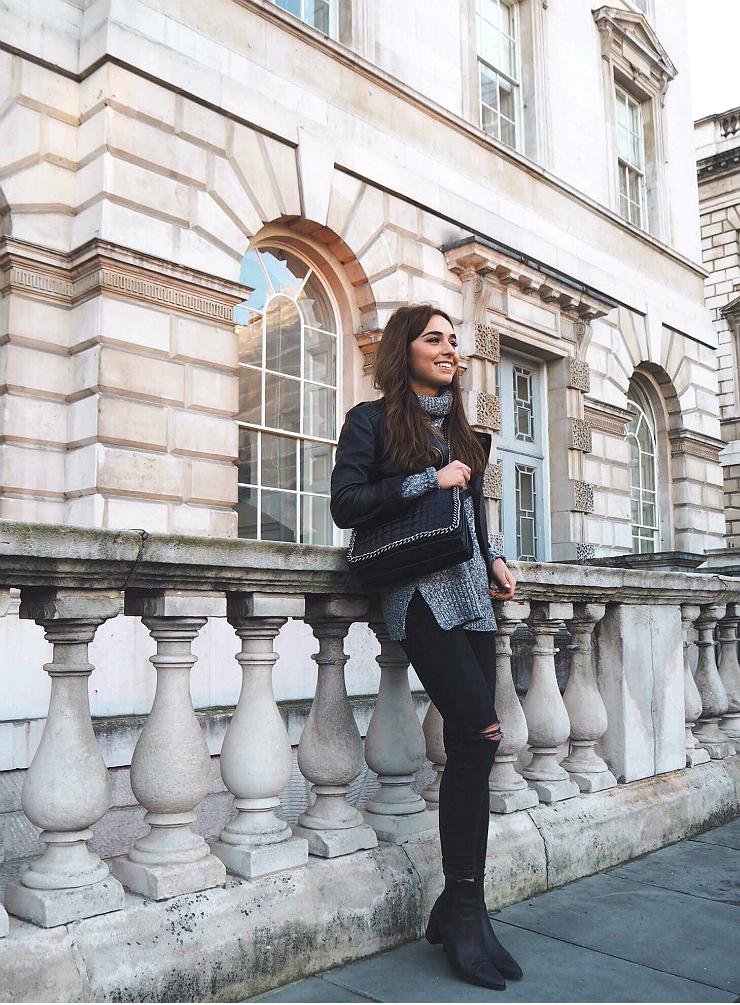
[379,390,500,641]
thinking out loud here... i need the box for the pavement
[249,817,740,1004]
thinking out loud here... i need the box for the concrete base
[526,776,580,803]
[686,747,711,767]
[209,835,308,879]
[362,808,437,844]
[0,757,738,1003]
[111,853,226,901]
[567,769,618,793]
[292,822,378,857]
[702,739,737,759]
[4,876,124,929]
[489,786,539,813]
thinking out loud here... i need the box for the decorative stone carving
[680,604,710,767]
[569,418,593,453]
[477,392,501,431]
[573,481,595,513]
[474,322,500,362]
[483,462,503,500]
[490,533,505,556]
[422,703,445,809]
[693,604,736,759]
[568,359,591,393]
[576,543,596,563]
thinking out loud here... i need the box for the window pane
[305,328,336,385]
[275,0,301,14]
[299,273,336,332]
[499,33,516,79]
[237,485,258,539]
[304,384,336,439]
[306,0,330,33]
[265,295,301,377]
[301,441,332,494]
[237,427,258,485]
[617,123,631,163]
[261,489,297,542]
[641,455,655,492]
[501,116,516,149]
[237,366,262,424]
[259,246,309,297]
[239,250,269,312]
[480,65,499,110]
[301,493,333,545]
[265,372,300,432]
[499,77,515,122]
[237,313,263,367]
[261,433,296,490]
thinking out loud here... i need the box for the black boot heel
[437,880,506,991]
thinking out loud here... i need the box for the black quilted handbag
[346,424,473,587]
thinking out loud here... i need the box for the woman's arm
[330,405,419,529]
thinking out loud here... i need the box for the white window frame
[268,0,338,38]
[626,382,660,554]
[496,349,551,561]
[234,244,342,546]
[615,85,648,231]
[475,0,523,152]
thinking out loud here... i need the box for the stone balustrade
[1,521,739,935]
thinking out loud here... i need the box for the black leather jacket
[330,398,496,585]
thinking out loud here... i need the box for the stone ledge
[1,758,738,1002]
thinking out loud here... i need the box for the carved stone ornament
[477,392,502,432]
[483,461,503,500]
[576,543,596,563]
[570,419,593,453]
[592,7,677,105]
[568,359,591,393]
[489,533,505,556]
[474,322,501,363]
[573,481,595,513]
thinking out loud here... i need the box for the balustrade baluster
[293,597,377,857]
[718,602,740,742]
[4,588,125,928]
[112,591,227,900]
[210,593,308,878]
[363,614,435,842]
[693,604,736,759]
[561,603,617,792]
[488,601,538,813]
[422,702,445,809]
[521,602,579,803]
[681,604,710,767]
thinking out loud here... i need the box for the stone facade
[0,2,728,793]
[695,107,740,547]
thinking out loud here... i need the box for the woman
[330,304,521,992]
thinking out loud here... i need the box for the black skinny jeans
[399,591,500,881]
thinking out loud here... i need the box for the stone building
[1,1,739,1000]
[695,106,740,550]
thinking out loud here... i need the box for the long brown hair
[373,304,487,475]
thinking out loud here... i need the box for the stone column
[4,588,125,928]
[488,601,538,813]
[561,603,617,792]
[293,597,377,857]
[521,602,579,803]
[112,591,227,900]
[680,604,710,767]
[421,702,445,809]
[693,604,736,759]
[210,594,308,878]
[0,591,10,935]
[362,615,435,842]
[718,602,740,742]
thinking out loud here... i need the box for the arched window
[626,379,659,553]
[234,246,340,545]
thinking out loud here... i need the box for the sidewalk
[250,818,740,1004]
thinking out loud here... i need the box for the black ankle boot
[475,884,523,981]
[425,879,506,991]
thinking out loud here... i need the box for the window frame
[474,0,523,152]
[267,0,338,39]
[615,84,648,231]
[234,244,343,547]
[626,380,660,554]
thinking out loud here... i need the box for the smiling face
[407,314,459,396]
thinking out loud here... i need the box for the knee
[445,720,502,768]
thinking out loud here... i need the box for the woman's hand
[489,558,516,601]
[437,460,471,490]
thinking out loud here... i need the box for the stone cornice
[592,6,677,99]
[584,398,633,435]
[0,520,738,605]
[443,239,616,323]
[697,148,740,182]
[669,427,726,461]
[0,238,252,324]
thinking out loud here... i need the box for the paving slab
[252,976,373,1002]
[607,837,740,903]
[495,872,740,993]
[691,817,740,851]
[252,926,736,1003]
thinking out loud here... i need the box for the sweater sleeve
[401,466,439,500]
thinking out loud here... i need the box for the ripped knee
[481,721,503,743]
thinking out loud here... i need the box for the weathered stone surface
[5,875,124,929]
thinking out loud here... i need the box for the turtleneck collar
[416,388,453,418]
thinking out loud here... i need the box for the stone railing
[1,522,739,940]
